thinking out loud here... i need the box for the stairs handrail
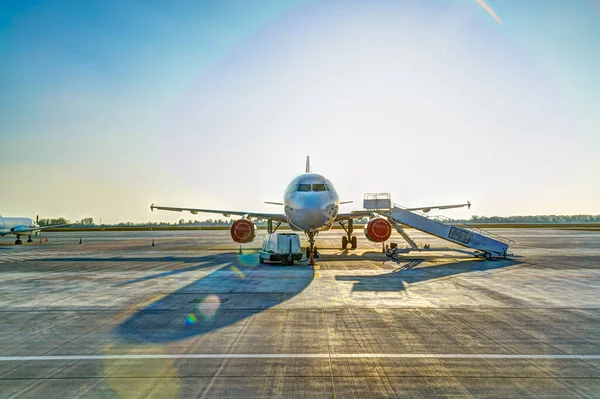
[391,204,515,246]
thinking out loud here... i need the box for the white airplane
[0,215,68,245]
[151,157,470,257]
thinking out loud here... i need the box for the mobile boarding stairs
[363,193,514,260]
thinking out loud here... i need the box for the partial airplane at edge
[0,216,69,245]
[151,157,470,257]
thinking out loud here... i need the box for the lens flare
[186,314,197,325]
[102,343,181,398]
[230,265,245,279]
[195,294,221,320]
[237,253,259,267]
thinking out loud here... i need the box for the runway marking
[0,251,88,264]
[1,354,600,361]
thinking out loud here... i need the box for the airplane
[0,215,70,245]
[151,156,470,258]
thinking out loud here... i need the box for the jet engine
[364,218,392,242]
[230,219,256,243]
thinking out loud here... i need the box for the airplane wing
[335,201,471,221]
[39,224,73,230]
[150,204,287,223]
[405,202,471,213]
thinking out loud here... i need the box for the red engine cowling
[364,218,392,242]
[230,219,256,243]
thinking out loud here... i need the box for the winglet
[150,203,155,212]
[467,201,471,209]
[305,156,310,173]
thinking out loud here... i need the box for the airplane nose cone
[286,203,338,230]
[304,210,324,227]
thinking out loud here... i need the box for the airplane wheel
[313,246,319,258]
[306,247,310,258]
[27,239,33,243]
[484,252,492,260]
[351,236,357,249]
[15,239,22,245]
[342,236,348,249]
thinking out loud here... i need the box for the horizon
[35,213,600,227]
[1,0,599,223]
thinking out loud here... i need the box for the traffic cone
[151,239,155,247]
[45,237,48,242]
[309,251,315,266]
[39,238,43,243]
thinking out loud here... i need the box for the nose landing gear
[306,231,319,259]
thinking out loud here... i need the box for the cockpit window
[285,184,297,195]
[312,184,326,192]
[297,184,311,192]
[325,184,336,194]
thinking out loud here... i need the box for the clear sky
[1,0,599,223]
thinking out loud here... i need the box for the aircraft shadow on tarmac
[116,253,315,344]
[35,255,231,274]
[335,258,522,292]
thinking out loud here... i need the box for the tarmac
[0,228,599,398]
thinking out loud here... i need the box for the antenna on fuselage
[305,156,310,173]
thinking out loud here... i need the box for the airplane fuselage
[0,217,39,237]
[283,173,339,233]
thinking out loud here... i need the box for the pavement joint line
[200,310,253,399]
[1,354,600,361]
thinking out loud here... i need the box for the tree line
[454,215,600,224]
[38,217,93,226]
[37,215,600,227]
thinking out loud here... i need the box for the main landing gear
[339,219,357,250]
[14,235,33,245]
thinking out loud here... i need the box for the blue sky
[1,0,599,223]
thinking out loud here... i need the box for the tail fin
[305,156,310,173]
